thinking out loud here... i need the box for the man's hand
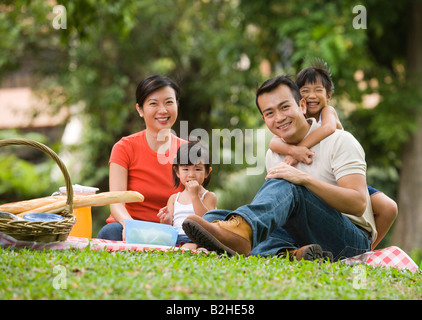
[265,162,310,185]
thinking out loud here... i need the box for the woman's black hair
[136,74,180,108]
[172,140,212,188]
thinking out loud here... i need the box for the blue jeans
[203,179,371,261]
[97,222,123,241]
[176,234,192,245]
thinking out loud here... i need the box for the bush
[0,153,60,203]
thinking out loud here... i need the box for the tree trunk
[392,2,422,253]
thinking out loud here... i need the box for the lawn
[1,247,421,301]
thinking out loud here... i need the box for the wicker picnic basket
[0,138,76,242]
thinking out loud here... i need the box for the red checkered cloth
[341,246,420,273]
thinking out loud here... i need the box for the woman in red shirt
[98,75,185,240]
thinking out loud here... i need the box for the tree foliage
[2,0,420,182]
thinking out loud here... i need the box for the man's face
[258,84,309,144]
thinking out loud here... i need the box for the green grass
[1,247,421,300]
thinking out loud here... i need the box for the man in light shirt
[182,75,376,261]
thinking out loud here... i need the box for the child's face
[176,163,209,187]
[299,80,332,117]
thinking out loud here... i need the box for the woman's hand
[121,218,131,241]
[157,206,172,224]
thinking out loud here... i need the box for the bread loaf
[0,196,65,214]
[0,191,144,216]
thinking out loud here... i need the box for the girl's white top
[173,190,208,234]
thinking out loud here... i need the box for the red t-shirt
[106,130,185,223]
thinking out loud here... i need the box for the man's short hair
[255,75,302,115]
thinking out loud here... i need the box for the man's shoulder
[321,129,358,146]
[321,129,365,163]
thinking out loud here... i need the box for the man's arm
[302,173,367,217]
[266,163,367,217]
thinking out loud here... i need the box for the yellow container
[69,206,92,238]
[59,184,99,238]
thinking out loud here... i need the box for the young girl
[269,60,398,250]
[157,141,217,249]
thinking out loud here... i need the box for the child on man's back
[269,60,398,249]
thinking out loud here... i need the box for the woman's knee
[97,222,123,241]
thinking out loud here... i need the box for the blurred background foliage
[1,0,422,251]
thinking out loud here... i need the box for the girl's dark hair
[136,74,180,108]
[172,141,212,188]
[295,58,335,94]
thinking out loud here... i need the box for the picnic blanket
[0,232,179,253]
[0,232,420,273]
[341,246,420,273]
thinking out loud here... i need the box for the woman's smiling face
[136,85,178,132]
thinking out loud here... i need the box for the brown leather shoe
[288,244,327,261]
[182,214,252,256]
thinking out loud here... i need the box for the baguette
[0,191,144,217]
[0,196,66,214]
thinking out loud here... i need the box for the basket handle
[0,138,73,216]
